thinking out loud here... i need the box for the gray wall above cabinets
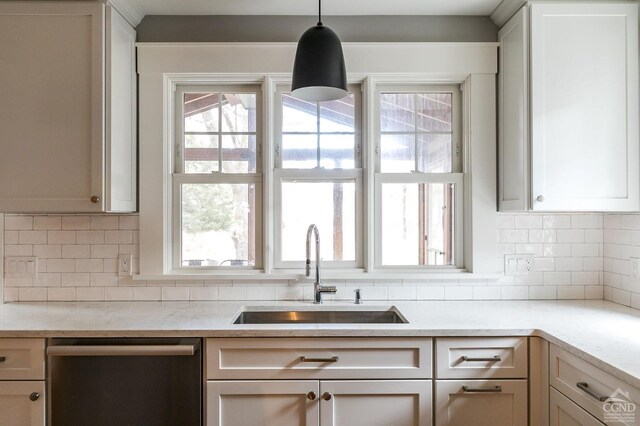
[136,15,498,42]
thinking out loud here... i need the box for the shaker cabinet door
[207,380,320,426]
[0,381,45,426]
[0,2,105,212]
[530,3,639,211]
[319,380,432,426]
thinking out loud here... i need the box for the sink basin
[233,307,407,324]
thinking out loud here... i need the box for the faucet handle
[354,288,362,304]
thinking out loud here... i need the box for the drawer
[206,337,432,380]
[435,337,527,379]
[435,379,528,426]
[550,344,640,426]
[0,339,45,380]
[550,387,604,426]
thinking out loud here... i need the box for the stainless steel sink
[233,307,407,324]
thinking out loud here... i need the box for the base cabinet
[550,388,603,426]
[207,380,432,426]
[435,380,528,426]
[0,381,45,426]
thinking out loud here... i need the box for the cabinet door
[106,5,137,212]
[0,2,105,212]
[550,387,604,426]
[435,380,527,426]
[530,3,639,211]
[319,380,432,426]
[0,381,45,426]
[498,6,529,211]
[207,380,319,426]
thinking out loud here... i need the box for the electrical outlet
[631,257,640,281]
[119,254,133,277]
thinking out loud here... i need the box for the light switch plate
[504,254,534,276]
[4,256,38,279]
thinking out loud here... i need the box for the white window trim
[136,43,498,279]
[171,84,263,272]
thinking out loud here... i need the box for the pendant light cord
[317,0,322,26]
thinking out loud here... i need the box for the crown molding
[107,0,143,27]
[491,0,527,28]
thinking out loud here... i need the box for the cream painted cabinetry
[498,2,639,212]
[549,344,640,426]
[434,337,528,426]
[0,339,45,426]
[0,2,136,213]
[206,338,433,426]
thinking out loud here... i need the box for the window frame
[272,83,364,270]
[172,84,263,271]
[373,84,465,270]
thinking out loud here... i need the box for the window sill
[133,271,503,282]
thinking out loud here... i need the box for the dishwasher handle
[47,343,198,357]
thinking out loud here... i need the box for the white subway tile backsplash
[189,287,218,301]
[46,259,75,273]
[543,215,571,229]
[571,215,601,229]
[19,287,46,301]
[76,231,105,245]
[5,216,33,230]
[556,229,584,243]
[18,230,47,245]
[34,216,61,230]
[90,216,119,230]
[416,286,445,300]
[557,286,584,300]
[48,287,75,301]
[61,216,90,230]
[76,287,105,301]
[34,244,61,259]
[105,287,133,301]
[4,231,19,245]
[514,215,542,229]
[162,287,189,301]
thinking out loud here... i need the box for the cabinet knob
[0,356,5,362]
[322,392,332,401]
[307,391,317,401]
[29,392,40,401]
[90,195,100,204]
[536,195,544,202]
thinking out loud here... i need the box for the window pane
[221,93,256,132]
[280,181,356,262]
[381,182,455,266]
[417,93,452,132]
[319,94,355,132]
[282,134,317,169]
[282,94,317,132]
[319,134,355,169]
[184,93,220,132]
[181,183,256,267]
[417,134,452,173]
[184,135,218,173]
[380,93,414,132]
[221,135,257,173]
[380,134,415,173]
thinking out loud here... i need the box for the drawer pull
[300,356,339,363]
[307,391,317,401]
[462,385,503,393]
[30,392,40,401]
[322,392,332,401]
[577,382,609,402]
[461,355,501,362]
[0,356,5,362]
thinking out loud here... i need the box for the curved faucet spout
[306,224,320,283]
[305,224,335,304]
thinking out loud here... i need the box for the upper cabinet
[498,2,639,212]
[0,2,137,213]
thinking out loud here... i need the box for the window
[274,84,363,268]
[173,85,262,269]
[375,86,463,268]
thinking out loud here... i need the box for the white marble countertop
[1,300,639,389]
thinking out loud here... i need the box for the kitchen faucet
[306,224,336,304]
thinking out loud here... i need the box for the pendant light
[291,0,347,101]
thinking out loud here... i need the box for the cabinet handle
[462,385,502,393]
[307,391,317,401]
[90,195,100,203]
[29,392,40,401]
[300,356,339,363]
[461,355,501,362]
[322,392,332,401]
[0,356,5,362]
[536,195,544,202]
[576,382,609,402]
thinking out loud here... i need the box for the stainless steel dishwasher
[47,338,202,426]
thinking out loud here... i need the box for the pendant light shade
[291,1,347,101]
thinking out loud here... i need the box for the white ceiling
[127,0,503,16]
